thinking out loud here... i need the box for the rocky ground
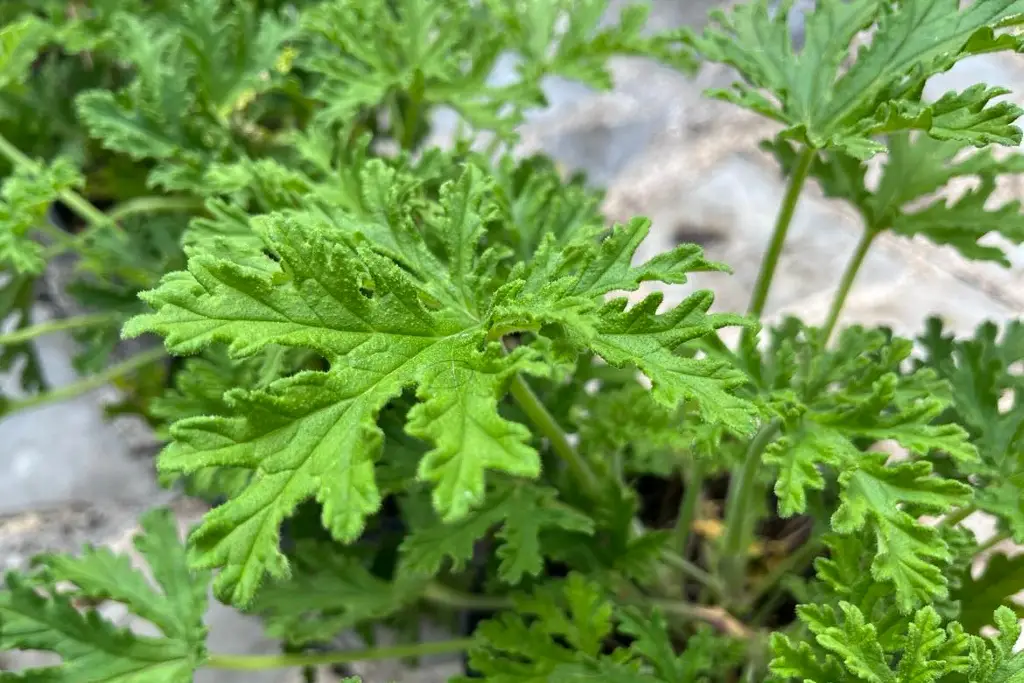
[2,1,1023,680]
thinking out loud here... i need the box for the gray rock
[0,306,161,516]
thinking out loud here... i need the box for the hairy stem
[206,638,476,671]
[508,374,602,498]
[821,229,876,345]
[743,534,822,611]
[645,597,752,640]
[0,133,111,229]
[977,531,1011,554]
[45,196,208,261]
[672,458,706,556]
[720,421,781,594]
[660,547,725,598]
[939,505,976,529]
[107,196,206,222]
[744,148,816,326]
[7,347,166,413]
[0,312,119,346]
[422,582,512,612]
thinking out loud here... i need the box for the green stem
[0,312,118,346]
[422,582,512,612]
[0,132,111,229]
[7,347,166,413]
[508,374,602,499]
[45,196,208,260]
[206,638,475,671]
[644,596,751,640]
[939,505,976,529]
[660,547,724,598]
[720,421,781,594]
[821,230,876,345]
[743,535,822,611]
[744,148,816,325]
[673,458,706,555]
[107,196,206,223]
[977,532,1011,554]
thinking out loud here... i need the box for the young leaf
[0,156,84,275]
[399,482,593,585]
[462,574,612,681]
[773,603,971,683]
[0,508,209,682]
[693,0,1024,159]
[833,456,972,612]
[618,612,742,683]
[966,606,1024,683]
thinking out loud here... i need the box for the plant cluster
[1,1,1024,682]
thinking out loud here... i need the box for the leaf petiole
[5,346,166,413]
[938,504,976,529]
[0,312,120,346]
[422,582,512,611]
[106,196,207,223]
[720,421,781,596]
[821,229,876,345]
[205,637,476,671]
[507,373,603,499]
[672,458,706,555]
[744,148,816,325]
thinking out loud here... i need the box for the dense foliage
[1,1,1024,682]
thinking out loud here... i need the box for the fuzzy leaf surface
[126,164,752,605]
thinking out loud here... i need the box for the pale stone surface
[0,305,161,516]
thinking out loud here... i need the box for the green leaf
[617,611,740,683]
[0,16,51,90]
[76,90,182,162]
[832,456,972,612]
[302,0,694,141]
[0,156,84,275]
[588,293,754,436]
[779,603,972,683]
[953,552,1024,635]
[127,160,751,605]
[149,346,311,499]
[572,383,692,477]
[125,211,540,603]
[966,607,1024,683]
[750,321,974,608]
[0,509,209,682]
[463,574,618,681]
[399,483,594,584]
[917,318,1024,541]
[250,541,421,646]
[693,0,1024,158]
[769,132,1024,265]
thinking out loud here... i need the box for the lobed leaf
[0,509,208,683]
